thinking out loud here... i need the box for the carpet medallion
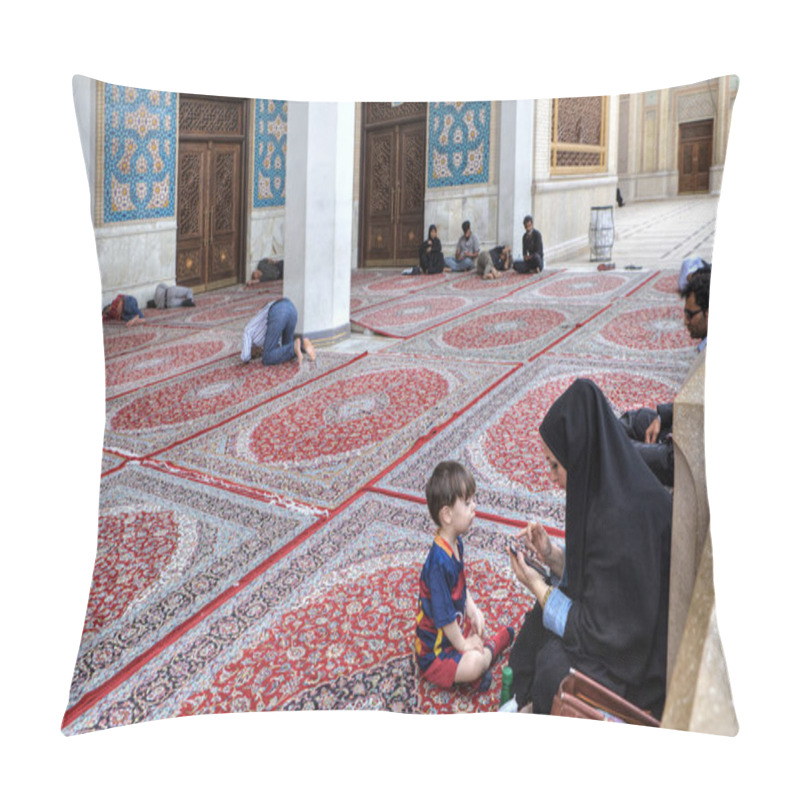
[160,353,514,508]
[392,300,606,361]
[508,269,655,304]
[552,296,697,358]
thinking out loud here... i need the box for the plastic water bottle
[499,666,514,709]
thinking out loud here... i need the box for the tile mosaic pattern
[253,99,288,208]
[103,84,177,223]
[428,102,491,187]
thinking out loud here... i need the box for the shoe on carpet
[597,262,616,271]
[471,670,493,693]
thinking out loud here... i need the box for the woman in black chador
[507,379,672,718]
[418,224,445,274]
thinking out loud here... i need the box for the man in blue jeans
[240,298,316,366]
[444,220,480,272]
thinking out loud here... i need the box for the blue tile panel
[103,84,177,223]
[253,99,288,208]
[427,102,491,187]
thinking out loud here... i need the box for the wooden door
[678,120,713,194]
[177,95,247,290]
[360,103,426,268]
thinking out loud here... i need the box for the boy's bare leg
[453,648,492,684]
[302,337,316,360]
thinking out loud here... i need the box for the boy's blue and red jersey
[414,535,467,674]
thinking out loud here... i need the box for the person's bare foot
[294,336,303,365]
[127,316,145,327]
[302,338,316,360]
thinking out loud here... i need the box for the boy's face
[443,494,476,534]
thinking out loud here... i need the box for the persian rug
[157,292,283,328]
[105,328,243,399]
[62,493,539,734]
[155,352,516,509]
[103,350,357,458]
[349,271,554,337]
[389,298,610,362]
[66,463,321,713]
[552,293,698,360]
[103,322,203,360]
[376,353,695,527]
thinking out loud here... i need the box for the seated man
[444,221,479,272]
[620,266,711,486]
[513,215,544,274]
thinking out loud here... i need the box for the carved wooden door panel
[678,120,713,194]
[396,121,426,263]
[206,143,241,285]
[363,128,396,264]
[360,103,426,268]
[177,96,246,290]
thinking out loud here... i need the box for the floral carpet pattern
[64,262,699,735]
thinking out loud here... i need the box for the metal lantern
[589,205,615,261]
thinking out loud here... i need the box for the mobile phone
[508,538,551,581]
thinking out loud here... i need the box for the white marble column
[284,101,355,343]
[496,100,534,252]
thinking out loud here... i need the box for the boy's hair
[426,461,476,526]
[461,220,471,234]
[523,214,533,226]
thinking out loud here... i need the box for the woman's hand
[523,521,553,564]
[644,415,661,444]
[508,546,548,601]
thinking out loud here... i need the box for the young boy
[414,461,514,692]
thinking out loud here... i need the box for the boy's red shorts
[420,648,462,689]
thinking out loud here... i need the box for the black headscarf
[539,379,672,700]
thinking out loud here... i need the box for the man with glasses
[619,266,711,486]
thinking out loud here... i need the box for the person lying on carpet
[246,258,284,286]
[240,297,316,367]
[414,461,515,693]
[146,283,195,309]
[475,250,503,280]
[102,294,146,327]
[506,379,672,719]
[489,244,513,272]
[618,265,711,487]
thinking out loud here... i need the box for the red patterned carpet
[64,264,701,734]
